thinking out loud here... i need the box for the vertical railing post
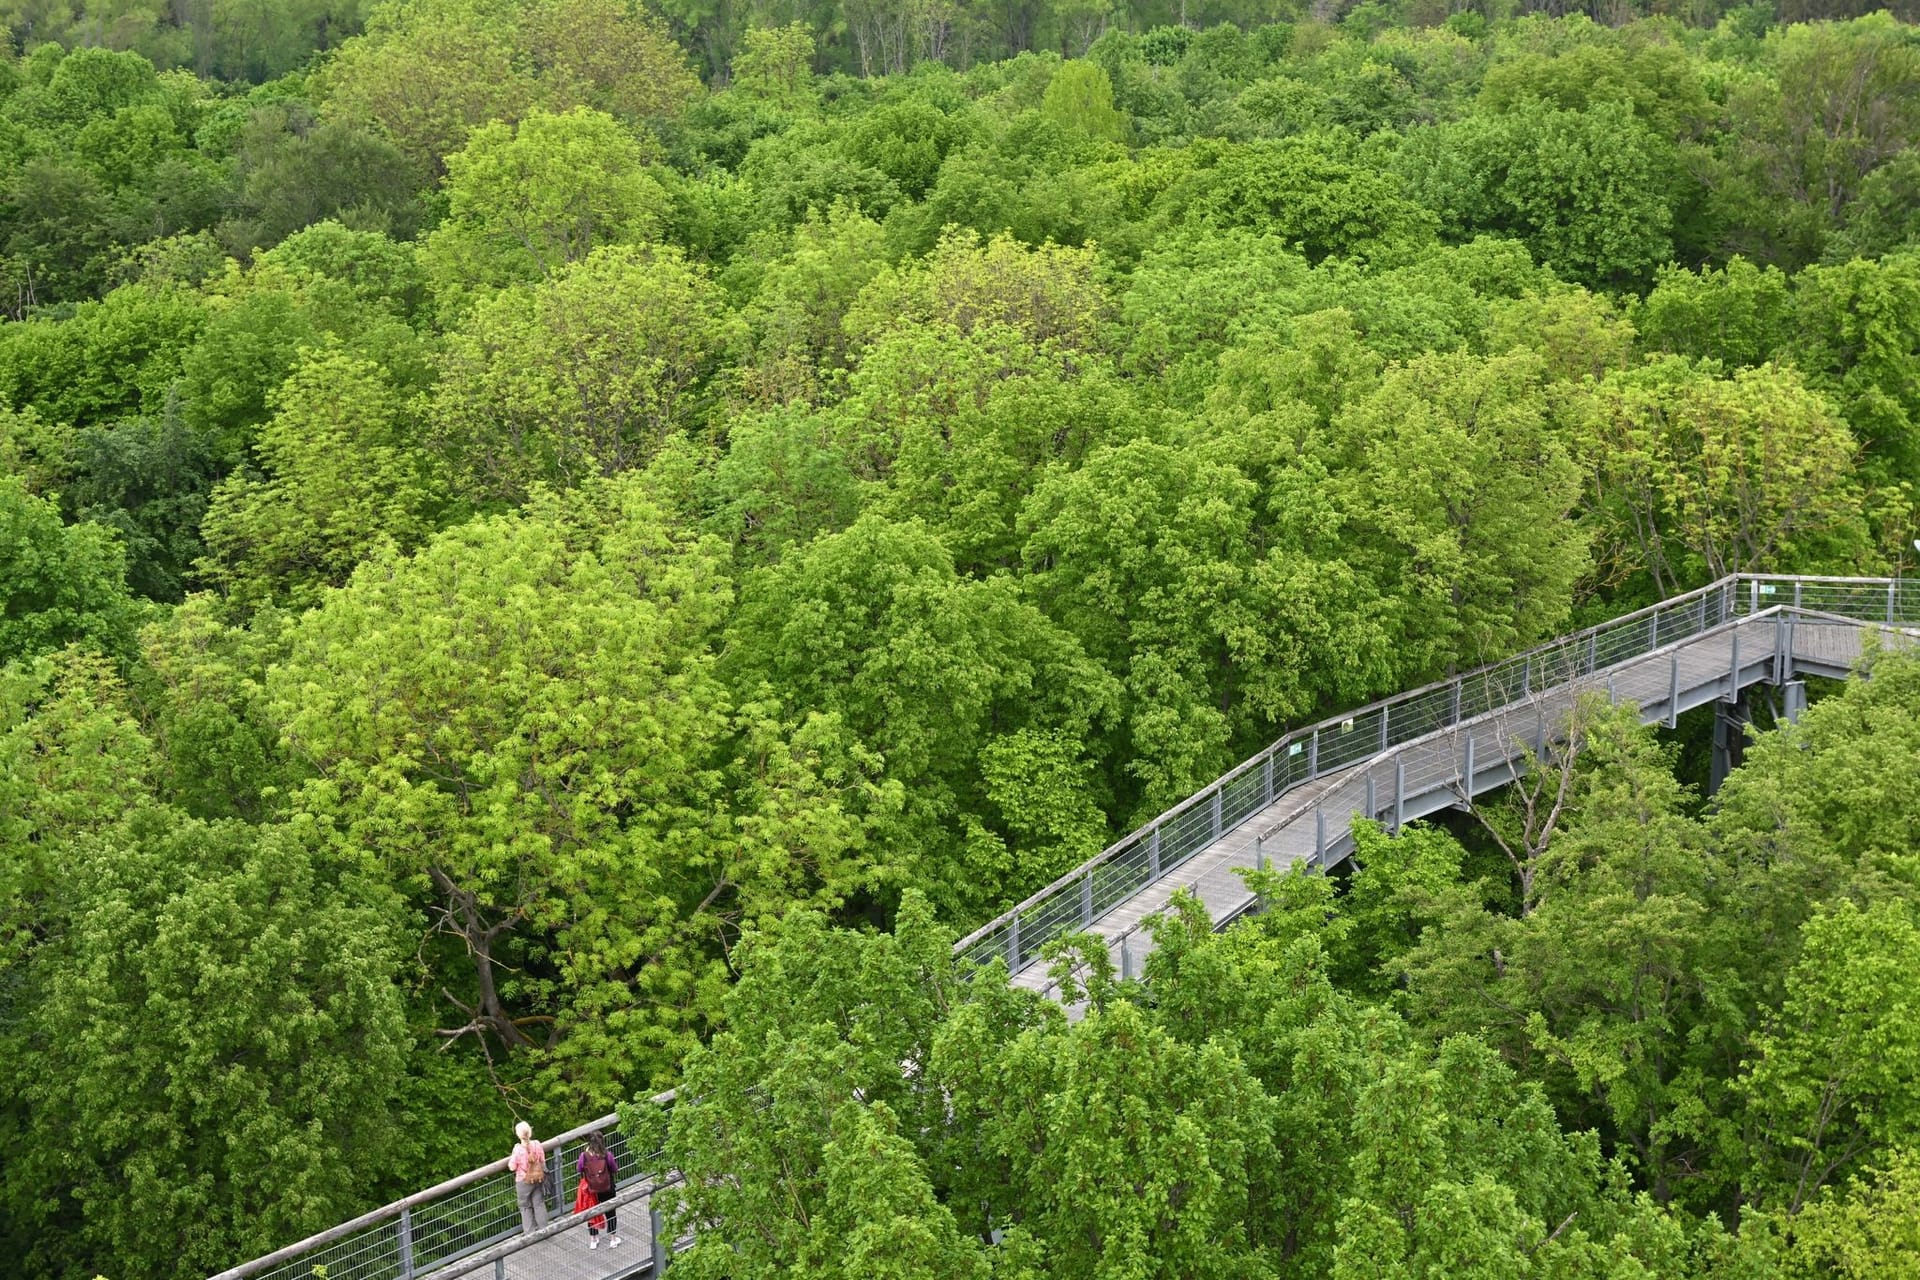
[1379,706,1389,751]
[1365,774,1377,822]
[1728,626,1741,697]
[397,1207,415,1280]
[1393,759,1405,832]
[1890,581,1898,624]
[1793,580,1803,609]
[1650,611,1659,649]
[1080,873,1093,926]
[1462,733,1475,795]
[1586,631,1598,674]
[1255,833,1266,872]
[1315,807,1326,863]
[1147,823,1161,879]
[1262,753,1275,805]
[1666,654,1680,728]
[496,1257,506,1280]
[1007,915,1021,972]
[1450,679,1462,725]
[1521,654,1531,698]
[1749,578,1759,615]
[652,1201,670,1273]
[1307,729,1319,780]
[1120,931,1132,981]
[1209,788,1223,841]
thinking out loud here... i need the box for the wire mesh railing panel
[254,1227,405,1280]
[1091,848,1150,918]
[1387,687,1451,746]
[403,1175,519,1270]
[1320,708,1383,773]
[1221,766,1265,829]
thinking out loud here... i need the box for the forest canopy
[5,0,1920,1276]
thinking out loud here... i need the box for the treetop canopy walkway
[212,574,1919,1280]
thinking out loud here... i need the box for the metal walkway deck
[213,575,1917,1280]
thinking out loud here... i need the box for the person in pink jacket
[508,1121,550,1234]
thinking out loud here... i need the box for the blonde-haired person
[509,1121,550,1234]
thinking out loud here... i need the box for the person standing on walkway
[509,1120,550,1234]
[576,1131,621,1248]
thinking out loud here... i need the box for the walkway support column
[1710,696,1747,795]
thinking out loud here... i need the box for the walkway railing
[218,574,1914,1280]
[950,574,1917,976]
[207,1100,666,1280]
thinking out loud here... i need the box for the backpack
[518,1140,546,1185]
[583,1150,613,1197]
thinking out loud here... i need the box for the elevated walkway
[213,575,1916,1280]
[979,578,1915,998]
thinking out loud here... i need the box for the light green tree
[0,476,138,664]
[430,244,733,508]
[199,350,442,608]
[1741,900,1920,1216]
[319,0,536,178]
[1328,349,1587,678]
[1041,61,1128,142]
[423,106,670,299]
[273,477,884,1102]
[731,22,817,107]
[1576,359,1872,597]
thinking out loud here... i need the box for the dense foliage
[4,1,1920,1276]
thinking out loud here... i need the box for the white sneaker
[588,1238,598,1249]
[609,1236,622,1247]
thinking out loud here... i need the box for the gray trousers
[516,1177,550,1234]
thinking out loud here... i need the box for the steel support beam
[1783,680,1808,724]
[1709,696,1747,795]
